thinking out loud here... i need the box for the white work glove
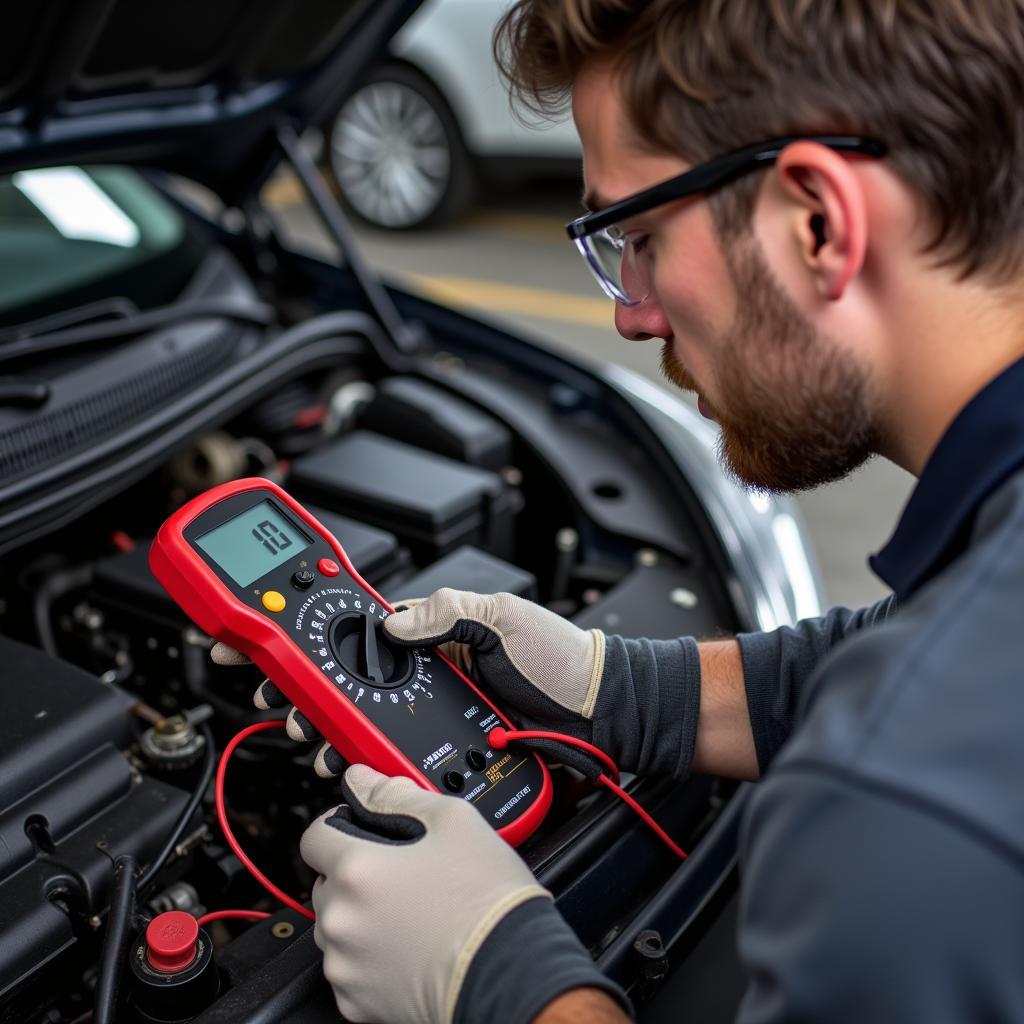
[383,589,702,780]
[301,764,629,1024]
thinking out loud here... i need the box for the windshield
[0,166,192,325]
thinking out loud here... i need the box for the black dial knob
[291,569,316,590]
[328,613,414,690]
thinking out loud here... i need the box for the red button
[318,558,340,577]
[146,911,199,973]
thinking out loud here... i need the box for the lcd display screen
[195,501,312,587]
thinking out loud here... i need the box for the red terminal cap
[317,557,340,577]
[488,727,509,750]
[145,911,199,973]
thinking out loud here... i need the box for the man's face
[572,66,879,492]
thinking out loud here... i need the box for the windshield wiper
[0,377,49,408]
[0,297,275,367]
[0,297,141,345]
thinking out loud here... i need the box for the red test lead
[488,727,688,862]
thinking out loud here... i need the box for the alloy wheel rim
[330,80,452,228]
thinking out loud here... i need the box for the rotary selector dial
[329,612,414,689]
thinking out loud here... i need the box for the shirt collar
[870,355,1024,600]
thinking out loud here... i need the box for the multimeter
[150,477,551,847]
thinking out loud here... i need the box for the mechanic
[250,2,1024,1022]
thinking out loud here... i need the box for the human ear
[773,141,869,302]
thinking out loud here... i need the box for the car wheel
[328,63,475,230]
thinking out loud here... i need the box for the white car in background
[327,0,580,229]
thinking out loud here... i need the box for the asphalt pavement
[268,173,914,611]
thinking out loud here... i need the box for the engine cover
[0,637,188,1019]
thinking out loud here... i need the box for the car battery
[289,431,520,563]
[384,545,537,604]
[571,557,730,639]
[357,377,513,471]
[301,506,408,580]
[91,542,184,629]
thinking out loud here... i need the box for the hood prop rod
[276,122,423,371]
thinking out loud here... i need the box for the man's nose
[614,294,671,342]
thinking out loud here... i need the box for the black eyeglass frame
[565,135,887,241]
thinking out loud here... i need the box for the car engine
[0,0,795,1015]
[0,212,747,1024]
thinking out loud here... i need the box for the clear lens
[575,227,650,306]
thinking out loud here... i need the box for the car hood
[0,0,422,199]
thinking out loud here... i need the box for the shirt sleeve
[736,766,1024,1024]
[736,596,896,773]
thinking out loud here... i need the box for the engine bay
[0,1,784,1014]
[0,185,744,1024]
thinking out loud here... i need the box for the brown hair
[495,0,1024,280]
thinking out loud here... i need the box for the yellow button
[261,591,286,613]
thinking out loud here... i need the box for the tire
[327,63,475,230]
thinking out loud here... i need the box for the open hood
[0,0,422,199]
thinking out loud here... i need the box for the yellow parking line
[464,209,569,245]
[403,273,613,328]
[263,177,571,247]
[263,173,305,208]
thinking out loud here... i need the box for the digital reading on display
[195,501,312,587]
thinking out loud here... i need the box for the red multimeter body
[150,477,551,846]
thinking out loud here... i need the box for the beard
[660,239,879,493]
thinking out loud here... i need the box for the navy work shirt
[733,356,1024,1021]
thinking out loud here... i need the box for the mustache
[660,343,700,394]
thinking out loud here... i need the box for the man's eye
[629,234,651,256]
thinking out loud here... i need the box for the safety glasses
[565,135,886,305]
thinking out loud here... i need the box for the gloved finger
[253,679,288,710]
[300,805,348,873]
[343,763,426,812]
[286,706,320,742]
[387,598,474,673]
[436,639,474,676]
[300,767,433,872]
[314,742,346,779]
[211,641,251,667]
[383,588,500,647]
[340,763,484,840]
[385,590,599,711]
[343,763,463,830]
[320,800,426,846]
[388,590,602,721]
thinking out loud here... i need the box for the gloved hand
[383,589,702,781]
[301,764,630,1024]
